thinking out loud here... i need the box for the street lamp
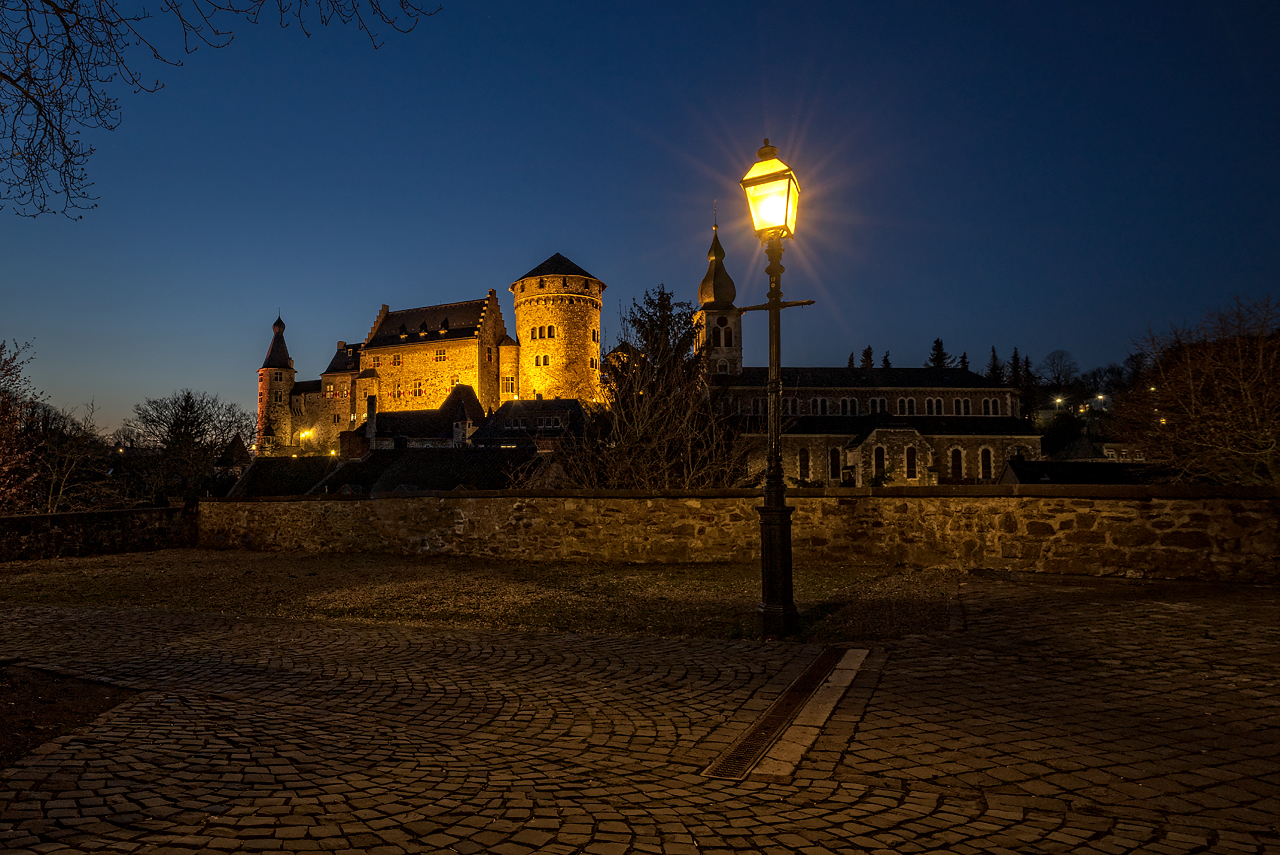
[738,139,811,638]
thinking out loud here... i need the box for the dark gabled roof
[735,366,1008,390]
[498,334,517,347]
[323,343,362,375]
[308,447,540,494]
[291,380,322,396]
[227,457,342,498]
[469,398,586,445]
[261,317,292,370]
[1000,460,1152,486]
[740,413,1040,444]
[368,385,486,440]
[214,434,253,468]
[366,299,487,349]
[516,253,596,281]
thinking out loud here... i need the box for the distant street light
[737,139,812,639]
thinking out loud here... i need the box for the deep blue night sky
[3,1,1278,429]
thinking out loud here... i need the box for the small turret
[257,315,297,454]
[694,226,743,376]
[698,225,737,310]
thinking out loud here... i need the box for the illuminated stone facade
[257,254,604,456]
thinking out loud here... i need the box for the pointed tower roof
[697,225,736,309]
[262,316,293,370]
[517,253,597,281]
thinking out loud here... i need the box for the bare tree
[0,340,41,512]
[2,0,439,217]
[1114,295,1280,486]
[554,287,745,490]
[122,388,255,498]
[24,401,116,512]
[1038,349,1079,388]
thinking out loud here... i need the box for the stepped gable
[366,298,488,348]
[737,366,1006,389]
[516,253,596,281]
[698,226,736,309]
[261,316,292,369]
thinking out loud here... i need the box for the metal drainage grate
[702,646,845,780]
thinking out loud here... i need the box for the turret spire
[697,224,736,309]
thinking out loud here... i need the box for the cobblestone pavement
[1,574,1278,854]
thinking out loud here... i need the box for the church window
[907,398,917,415]
[502,376,516,393]
[906,447,918,479]
[874,447,886,478]
[951,448,963,479]
[413,380,423,397]
[547,325,555,338]
[829,448,841,480]
[435,350,446,362]
[798,448,810,480]
[897,398,907,415]
[981,447,993,480]
[724,329,733,347]
[712,327,722,347]
[392,354,402,367]
[992,398,1001,415]
[820,398,829,415]
[809,398,818,414]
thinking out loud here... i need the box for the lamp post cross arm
[737,299,814,314]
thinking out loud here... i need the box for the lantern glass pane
[743,157,788,183]
[746,178,790,233]
[785,176,799,235]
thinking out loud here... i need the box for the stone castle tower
[696,225,743,375]
[509,253,605,401]
[257,316,295,451]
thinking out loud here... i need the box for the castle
[257,233,1041,485]
[256,253,604,455]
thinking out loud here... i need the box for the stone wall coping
[201,484,1277,504]
[0,506,189,525]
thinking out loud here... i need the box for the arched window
[926,398,935,415]
[951,448,962,480]
[981,447,993,480]
[810,398,818,414]
[963,398,972,416]
[534,355,541,366]
[992,398,1000,416]
[906,447,917,479]
[907,398,916,415]
[982,399,991,416]
[724,329,733,347]
[820,398,829,415]
[711,327,722,347]
[874,447,886,478]
[798,448,810,480]
[840,398,849,415]
[897,398,907,415]
[830,447,841,480]
[547,325,555,338]
[530,327,537,341]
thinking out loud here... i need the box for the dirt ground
[0,548,961,769]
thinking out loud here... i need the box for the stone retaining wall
[0,506,197,563]
[199,487,1278,582]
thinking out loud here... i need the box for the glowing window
[392,354,402,367]
[435,350,446,362]
[502,376,516,393]
[539,326,546,339]
[372,356,381,369]
[547,325,555,338]
[413,380,423,397]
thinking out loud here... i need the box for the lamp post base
[757,503,798,639]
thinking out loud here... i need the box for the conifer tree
[985,347,1005,383]
[958,352,969,371]
[860,346,874,369]
[925,338,952,369]
[881,351,892,369]
[1008,347,1023,386]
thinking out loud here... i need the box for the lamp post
[738,139,811,639]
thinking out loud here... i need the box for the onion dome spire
[697,224,736,309]
[262,315,293,369]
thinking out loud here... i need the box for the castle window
[487,347,493,363]
[717,361,729,374]
[392,354,402,367]
[590,357,598,369]
[951,448,963,479]
[534,355,541,367]
[798,448,810,480]
[829,448,841,480]
[351,413,358,423]
[372,356,381,369]
[333,414,340,424]
[547,325,555,338]
[413,380,423,397]
[531,327,537,340]
[592,329,599,343]
[539,326,546,339]
[273,391,282,403]
[906,447,918,479]
[435,350,446,362]
[981,447,993,480]
[325,383,334,398]
[544,355,551,365]
[712,328,722,347]
[451,377,459,386]
[724,329,733,347]
[874,447,886,478]
[393,383,402,399]
[502,376,516,393]
[963,398,972,415]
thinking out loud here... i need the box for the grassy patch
[0,549,960,642]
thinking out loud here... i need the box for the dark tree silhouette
[0,340,40,511]
[984,347,1005,383]
[1038,349,1080,388]
[2,0,439,217]
[859,346,874,369]
[121,389,255,499]
[957,351,969,371]
[880,351,892,369]
[1008,347,1023,386]
[925,338,952,369]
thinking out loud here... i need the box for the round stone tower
[510,253,605,402]
[257,315,295,454]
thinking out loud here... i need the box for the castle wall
[511,275,602,402]
[199,486,1278,583]
[499,342,520,403]
[366,337,482,413]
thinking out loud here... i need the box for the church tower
[696,225,742,375]
[257,316,296,454]
[510,253,605,401]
